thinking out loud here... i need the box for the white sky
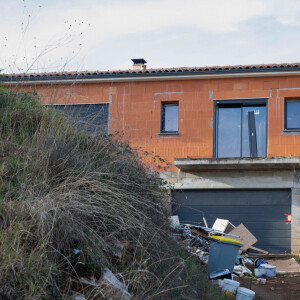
[1,0,300,73]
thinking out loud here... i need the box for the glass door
[216,103,266,158]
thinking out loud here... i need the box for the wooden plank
[191,228,209,239]
[229,223,258,251]
[247,253,295,259]
[249,246,269,254]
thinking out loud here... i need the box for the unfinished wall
[20,75,300,253]
[23,75,300,171]
[291,188,300,254]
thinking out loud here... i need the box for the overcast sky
[1,0,300,73]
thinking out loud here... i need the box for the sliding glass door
[216,103,266,158]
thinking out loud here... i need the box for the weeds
[0,90,225,299]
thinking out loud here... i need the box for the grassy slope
[0,90,228,299]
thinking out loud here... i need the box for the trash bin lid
[210,235,242,245]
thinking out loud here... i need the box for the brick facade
[25,75,300,171]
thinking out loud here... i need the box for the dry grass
[0,89,228,299]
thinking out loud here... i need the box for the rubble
[234,265,252,275]
[170,215,300,299]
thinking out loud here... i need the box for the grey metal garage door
[172,189,291,253]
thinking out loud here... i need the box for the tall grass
[0,90,172,298]
[0,90,229,300]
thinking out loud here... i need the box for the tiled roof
[2,62,300,81]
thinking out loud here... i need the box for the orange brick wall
[23,75,300,170]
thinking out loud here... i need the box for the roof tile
[2,62,300,81]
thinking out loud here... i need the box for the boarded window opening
[53,103,109,135]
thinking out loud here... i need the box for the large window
[161,102,179,134]
[285,100,300,130]
[53,103,109,134]
[215,101,267,158]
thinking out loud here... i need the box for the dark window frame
[284,99,300,131]
[213,98,268,158]
[160,101,179,135]
[49,103,110,135]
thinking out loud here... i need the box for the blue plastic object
[254,258,266,268]
[207,237,243,275]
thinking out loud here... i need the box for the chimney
[132,58,147,70]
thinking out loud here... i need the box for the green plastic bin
[207,236,243,276]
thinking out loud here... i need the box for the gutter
[3,70,300,85]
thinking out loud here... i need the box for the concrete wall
[161,169,300,253]
[291,188,300,253]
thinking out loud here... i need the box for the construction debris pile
[169,216,282,299]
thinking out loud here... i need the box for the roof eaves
[2,63,300,82]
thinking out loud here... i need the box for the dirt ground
[237,275,300,300]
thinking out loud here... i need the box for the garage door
[172,189,291,253]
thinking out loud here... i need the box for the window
[215,100,267,158]
[285,100,300,130]
[53,103,109,134]
[161,102,179,134]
